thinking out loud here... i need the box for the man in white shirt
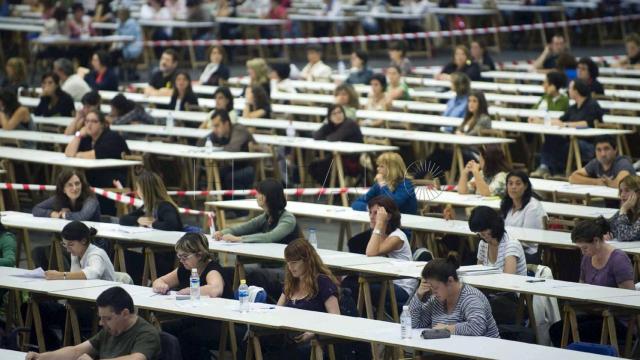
[53,58,92,101]
[300,44,333,82]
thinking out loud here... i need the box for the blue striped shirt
[408,283,500,338]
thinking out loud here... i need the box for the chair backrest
[566,342,618,356]
[543,216,577,233]
[159,331,183,360]
[114,272,134,285]
[413,247,433,262]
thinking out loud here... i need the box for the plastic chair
[566,342,618,357]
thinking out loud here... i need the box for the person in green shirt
[0,218,16,267]
[26,286,160,360]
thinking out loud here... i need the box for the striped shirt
[477,232,527,276]
[408,283,500,338]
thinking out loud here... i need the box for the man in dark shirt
[201,109,255,191]
[614,33,640,68]
[570,135,635,188]
[145,49,179,96]
[533,34,567,70]
[26,287,161,360]
[577,57,605,96]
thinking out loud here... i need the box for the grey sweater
[220,210,297,243]
[32,196,101,222]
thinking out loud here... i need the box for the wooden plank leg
[388,280,399,323]
[218,321,228,360]
[565,137,576,177]
[333,153,349,207]
[376,281,388,321]
[524,294,538,344]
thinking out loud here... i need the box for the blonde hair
[376,152,409,191]
[619,175,640,223]
[283,238,339,301]
[6,58,27,84]
[246,58,269,87]
[175,233,213,263]
[136,170,178,215]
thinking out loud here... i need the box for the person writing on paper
[259,238,339,359]
[548,217,635,346]
[152,233,233,359]
[408,252,500,337]
[214,178,299,243]
[608,175,640,242]
[468,206,527,276]
[458,144,510,197]
[569,135,635,189]
[500,171,547,264]
[25,286,161,360]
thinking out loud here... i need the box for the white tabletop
[529,178,619,199]
[491,121,632,137]
[251,134,398,153]
[0,349,27,360]
[482,70,640,88]
[32,35,134,45]
[112,124,210,139]
[0,266,116,293]
[138,19,215,28]
[0,144,140,169]
[126,140,271,161]
[215,16,287,25]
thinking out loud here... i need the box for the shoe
[530,166,550,178]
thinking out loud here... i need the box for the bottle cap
[240,279,246,284]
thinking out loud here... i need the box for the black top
[177,260,233,299]
[202,64,230,86]
[249,103,271,119]
[588,79,605,95]
[168,92,199,111]
[441,61,481,81]
[629,52,640,65]
[34,90,75,117]
[149,69,177,90]
[478,53,496,72]
[559,97,604,128]
[543,54,559,69]
[284,274,338,312]
[84,68,119,91]
[78,128,130,187]
[313,118,363,143]
[119,201,183,231]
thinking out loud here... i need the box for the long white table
[530,177,619,200]
[0,145,140,169]
[482,70,640,88]
[0,349,27,360]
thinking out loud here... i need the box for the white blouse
[70,244,116,281]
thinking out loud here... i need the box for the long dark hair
[500,170,538,217]
[53,168,95,211]
[480,144,511,179]
[250,85,270,115]
[0,89,21,117]
[257,178,286,223]
[460,90,489,132]
[367,195,401,234]
[172,70,196,100]
[213,87,234,112]
[572,217,610,244]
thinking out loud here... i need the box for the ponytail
[422,251,460,283]
[571,216,610,244]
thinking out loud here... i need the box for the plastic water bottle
[338,61,346,76]
[308,228,318,249]
[543,110,551,127]
[286,120,296,138]
[166,112,174,129]
[238,279,250,313]
[400,305,412,339]
[205,137,214,153]
[190,268,200,302]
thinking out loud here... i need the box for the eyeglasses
[176,253,195,261]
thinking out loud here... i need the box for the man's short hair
[572,79,591,98]
[163,49,179,63]
[53,58,74,77]
[353,49,369,66]
[81,91,101,106]
[211,109,231,124]
[96,287,134,314]
[546,71,567,90]
[388,40,407,55]
[594,135,616,149]
[305,44,322,54]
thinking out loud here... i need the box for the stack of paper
[457,265,501,276]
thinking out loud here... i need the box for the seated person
[145,49,180,96]
[577,57,604,96]
[528,79,604,176]
[308,105,363,185]
[153,233,233,359]
[549,217,635,346]
[0,57,28,96]
[408,253,500,337]
[470,40,495,72]
[300,44,333,82]
[608,175,640,242]
[168,70,199,111]
[200,110,255,190]
[108,94,155,125]
[270,62,296,94]
[25,286,161,360]
[0,218,16,268]
[388,41,412,75]
[53,57,91,101]
[613,32,640,69]
[458,144,510,197]
[334,83,359,119]
[468,206,527,276]
[0,89,34,131]
[34,72,75,117]
[360,74,387,127]
[201,87,237,128]
[64,110,130,215]
[242,85,271,119]
[64,91,101,135]
[214,178,298,244]
[259,238,339,359]
[68,3,94,37]
[555,52,578,81]
[436,45,481,81]
[81,50,119,91]
[384,65,410,107]
[110,8,144,66]
[569,135,634,189]
[442,72,470,119]
[33,169,100,221]
[352,152,417,215]
[245,57,271,96]
[532,34,567,70]
[345,49,373,85]
[500,171,547,264]
[199,45,230,86]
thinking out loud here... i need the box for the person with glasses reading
[152,233,233,359]
[468,206,527,276]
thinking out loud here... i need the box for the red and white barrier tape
[143,14,640,47]
[166,187,351,197]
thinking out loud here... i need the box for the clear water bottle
[205,137,214,153]
[286,120,296,138]
[543,109,551,127]
[190,268,200,302]
[238,279,250,313]
[166,112,174,129]
[338,61,346,76]
[400,305,412,339]
[308,228,318,249]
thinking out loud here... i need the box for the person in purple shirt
[549,217,635,347]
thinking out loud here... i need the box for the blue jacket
[443,95,468,118]
[351,179,418,215]
[116,18,143,60]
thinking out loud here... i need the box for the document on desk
[457,265,501,276]
[11,267,45,278]
[117,226,155,234]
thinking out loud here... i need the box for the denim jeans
[540,136,594,174]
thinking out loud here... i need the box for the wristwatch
[74,131,82,138]
[372,229,383,236]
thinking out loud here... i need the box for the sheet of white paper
[11,267,45,278]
